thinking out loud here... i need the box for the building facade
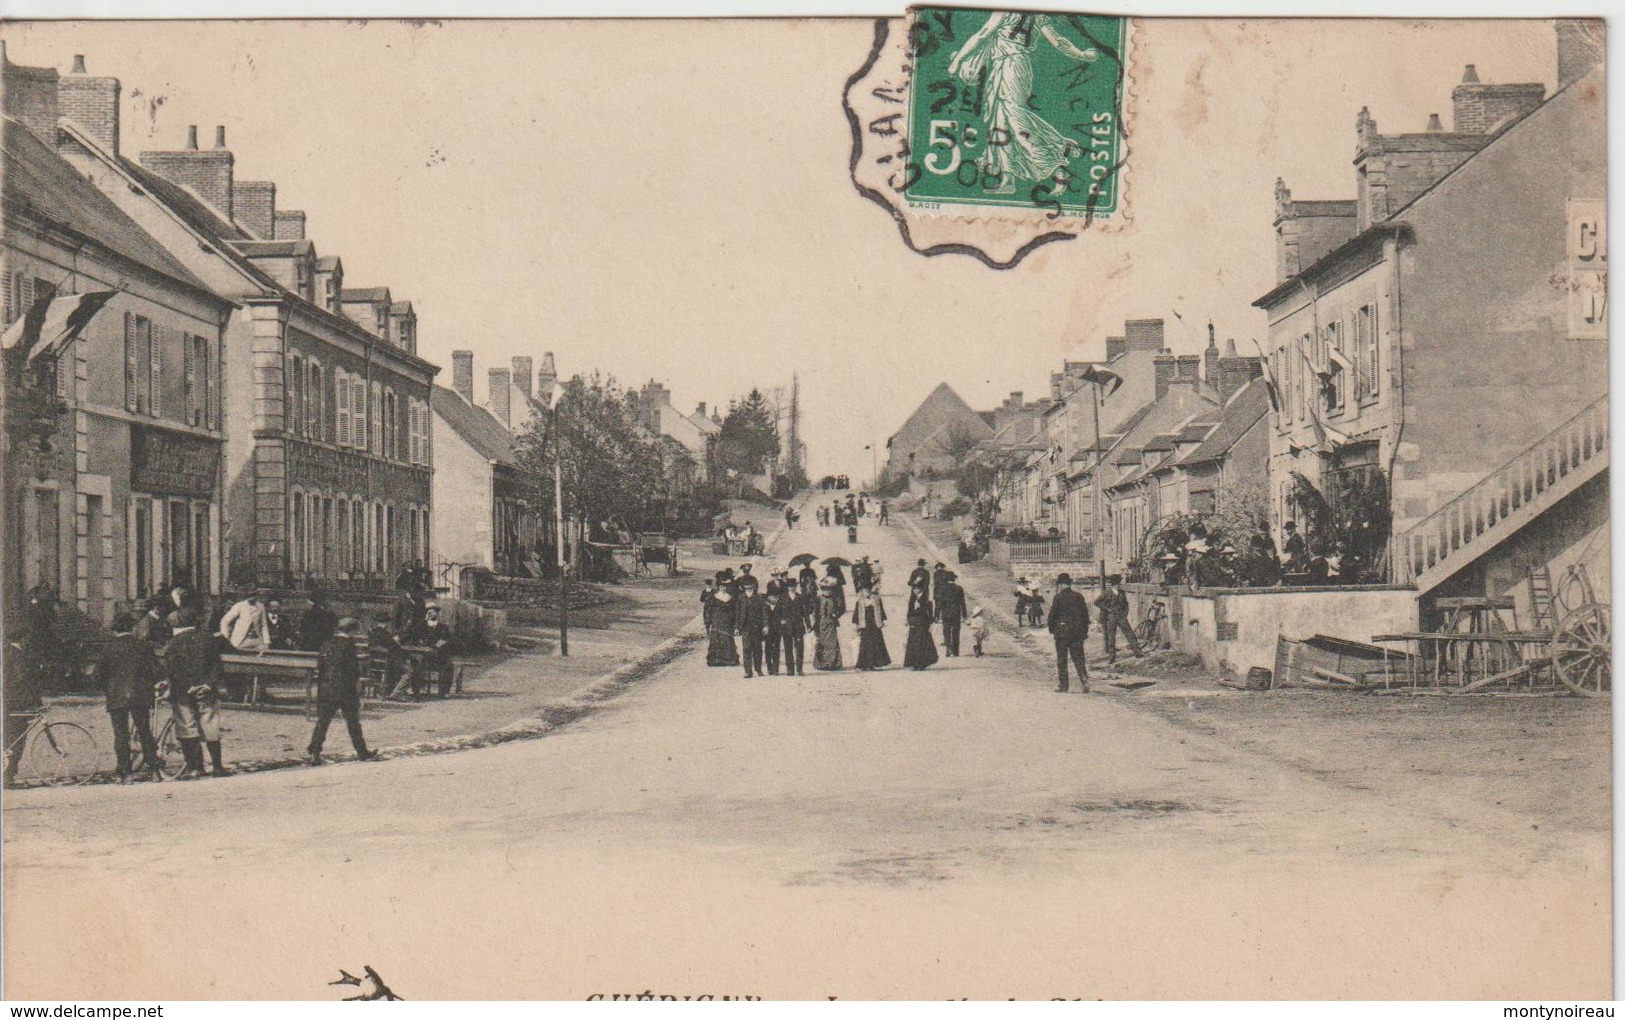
[1255,23,1607,609]
[3,50,235,627]
[51,63,439,590]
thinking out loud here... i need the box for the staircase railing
[1391,394,1608,587]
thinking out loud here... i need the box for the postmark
[846,7,1134,267]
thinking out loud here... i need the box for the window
[1324,320,1344,411]
[289,355,304,436]
[383,389,396,461]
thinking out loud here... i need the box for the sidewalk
[19,499,805,786]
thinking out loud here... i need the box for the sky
[5,17,1557,479]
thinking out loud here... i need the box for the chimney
[1425,113,1444,132]
[1153,350,1177,400]
[57,54,121,154]
[1275,177,1358,281]
[1124,318,1164,352]
[695,402,707,418]
[1105,336,1127,361]
[1217,340,1263,400]
[1,48,60,145]
[511,356,533,400]
[273,209,306,240]
[141,124,235,221]
[1557,20,1604,91]
[1451,67,1544,134]
[451,351,474,404]
[234,181,276,239]
[1203,323,1220,383]
[536,351,557,394]
[1176,354,1202,382]
[488,369,512,429]
[214,125,227,148]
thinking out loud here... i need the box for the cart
[635,533,680,577]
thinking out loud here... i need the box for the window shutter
[148,321,162,418]
[371,382,382,456]
[1368,307,1380,396]
[326,367,337,444]
[354,377,368,450]
[207,337,220,430]
[124,314,139,412]
[19,276,34,323]
[336,370,351,446]
[184,334,198,425]
[3,272,12,325]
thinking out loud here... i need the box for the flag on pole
[1,290,118,363]
[1251,339,1282,412]
[1079,364,1123,398]
[1326,344,1354,377]
[1306,403,1351,452]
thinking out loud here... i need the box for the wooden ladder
[1527,567,1554,630]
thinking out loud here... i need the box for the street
[2,494,1609,1000]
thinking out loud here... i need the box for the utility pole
[545,380,569,657]
[788,373,802,484]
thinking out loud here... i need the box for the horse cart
[635,533,680,577]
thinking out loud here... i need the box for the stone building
[2,48,235,624]
[51,53,439,590]
[883,382,995,482]
[1255,22,1607,613]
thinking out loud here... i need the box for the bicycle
[4,705,100,787]
[128,704,183,781]
[1135,599,1168,650]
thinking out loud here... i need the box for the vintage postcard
[0,10,1610,1002]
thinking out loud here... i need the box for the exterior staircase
[1391,394,1608,593]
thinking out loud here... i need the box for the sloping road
[3,495,1609,999]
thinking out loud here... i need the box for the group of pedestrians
[699,554,983,678]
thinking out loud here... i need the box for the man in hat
[1047,573,1092,694]
[307,617,379,766]
[775,583,807,676]
[298,591,338,651]
[218,590,271,652]
[931,562,950,604]
[420,604,457,697]
[96,612,164,783]
[1280,520,1309,577]
[164,606,230,778]
[1094,575,1143,664]
[135,592,174,648]
[909,559,931,598]
[934,570,968,657]
[736,574,767,678]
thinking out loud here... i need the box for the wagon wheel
[1552,603,1611,697]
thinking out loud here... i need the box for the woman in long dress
[903,578,939,670]
[946,12,1099,192]
[852,585,892,671]
[706,572,740,667]
[814,578,844,671]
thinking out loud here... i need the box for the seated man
[419,605,456,697]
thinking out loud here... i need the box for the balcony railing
[1391,394,1607,587]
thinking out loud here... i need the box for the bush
[938,496,971,520]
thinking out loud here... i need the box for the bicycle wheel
[152,718,183,780]
[21,722,100,786]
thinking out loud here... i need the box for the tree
[513,372,667,535]
[716,388,780,479]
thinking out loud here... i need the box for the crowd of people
[1146,520,1373,589]
[699,555,983,678]
[2,562,463,786]
[814,492,890,532]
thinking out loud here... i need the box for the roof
[888,382,993,448]
[341,287,391,303]
[1140,432,1178,454]
[232,239,313,258]
[688,410,721,435]
[390,300,414,315]
[1180,378,1271,466]
[431,385,517,466]
[315,255,342,271]
[2,118,221,301]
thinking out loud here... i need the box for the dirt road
[3,496,1609,999]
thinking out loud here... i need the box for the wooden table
[1371,629,1555,690]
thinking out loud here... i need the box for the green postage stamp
[903,9,1128,220]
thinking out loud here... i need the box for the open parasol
[822,556,854,568]
[787,553,819,567]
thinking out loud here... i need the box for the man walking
[165,607,230,778]
[777,587,806,676]
[307,618,379,766]
[763,590,785,675]
[1047,573,1091,694]
[935,570,968,657]
[1094,575,1144,663]
[95,613,163,783]
[298,591,338,651]
[737,576,767,678]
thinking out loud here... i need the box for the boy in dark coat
[307,618,378,765]
[96,613,163,783]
